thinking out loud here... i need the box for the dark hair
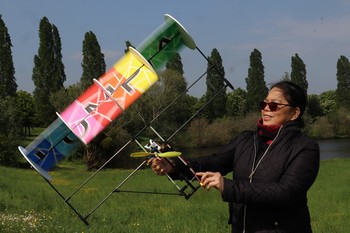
[270,81,307,120]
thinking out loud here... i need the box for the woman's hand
[150,157,175,175]
[196,172,224,193]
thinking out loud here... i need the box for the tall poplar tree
[32,17,66,125]
[52,25,66,89]
[124,40,134,54]
[245,49,267,112]
[0,15,21,166]
[81,31,106,90]
[336,55,350,109]
[80,31,107,169]
[205,48,227,120]
[162,52,190,130]
[0,15,17,98]
[166,53,184,76]
[291,53,308,92]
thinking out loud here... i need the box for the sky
[2,0,350,97]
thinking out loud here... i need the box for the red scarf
[257,118,282,145]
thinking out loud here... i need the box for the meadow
[0,158,349,233]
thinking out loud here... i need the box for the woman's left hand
[196,172,224,193]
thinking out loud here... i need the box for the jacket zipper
[242,126,283,233]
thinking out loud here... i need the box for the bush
[307,117,336,139]
[187,113,260,148]
[327,107,350,137]
[0,135,21,166]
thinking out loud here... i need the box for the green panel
[136,15,195,71]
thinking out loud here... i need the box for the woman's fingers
[196,172,224,193]
[150,157,173,175]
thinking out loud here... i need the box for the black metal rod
[196,46,234,91]
[52,44,233,223]
[166,84,228,142]
[65,139,133,201]
[44,178,89,226]
[84,159,148,220]
[113,190,182,196]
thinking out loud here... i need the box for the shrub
[307,117,336,139]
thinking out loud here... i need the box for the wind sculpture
[18,14,196,181]
[18,14,233,225]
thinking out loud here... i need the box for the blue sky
[2,0,350,97]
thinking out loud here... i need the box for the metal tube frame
[40,45,234,225]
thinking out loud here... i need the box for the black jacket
[174,121,320,233]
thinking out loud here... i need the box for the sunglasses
[259,101,292,111]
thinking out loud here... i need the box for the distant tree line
[1,15,350,168]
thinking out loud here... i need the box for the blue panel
[21,118,81,172]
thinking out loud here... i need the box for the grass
[308,158,350,233]
[0,159,349,233]
[0,162,229,233]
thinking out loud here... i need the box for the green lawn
[0,158,349,232]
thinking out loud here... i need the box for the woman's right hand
[150,157,175,175]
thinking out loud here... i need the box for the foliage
[166,52,184,75]
[306,94,323,122]
[0,15,17,98]
[159,69,192,132]
[0,97,21,166]
[187,118,210,147]
[318,90,336,116]
[3,15,350,169]
[187,113,259,148]
[230,111,261,134]
[328,107,350,137]
[336,55,350,110]
[81,31,106,90]
[245,49,268,112]
[15,91,36,136]
[205,48,227,120]
[127,61,192,140]
[124,40,134,53]
[307,117,336,139]
[50,82,84,112]
[226,88,248,117]
[291,53,308,92]
[52,24,65,93]
[78,31,108,168]
[32,17,65,126]
[83,124,135,170]
[281,72,290,81]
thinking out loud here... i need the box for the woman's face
[261,87,300,126]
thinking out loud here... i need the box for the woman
[151,81,320,233]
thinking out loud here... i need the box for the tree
[52,25,66,89]
[0,96,21,166]
[81,31,106,90]
[319,90,336,116]
[159,69,191,131]
[166,53,184,75]
[16,91,36,136]
[226,88,248,117]
[32,17,66,125]
[291,53,308,92]
[336,55,350,110]
[282,72,290,81]
[50,83,84,112]
[245,49,267,112]
[0,15,17,98]
[306,94,323,122]
[80,31,107,168]
[124,40,134,54]
[205,48,227,120]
